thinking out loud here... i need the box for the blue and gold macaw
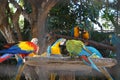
[0,38,39,63]
[66,39,113,80]
[47,38,66,57]
[82,30,90,40]
[74,26,80,38]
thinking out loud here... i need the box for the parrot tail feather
[88,57,101,72]
[81,55,91,64]
[81,55,101,72]
[99,67,114,80]
[0,54,13,63]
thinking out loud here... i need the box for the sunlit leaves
[19,14,24,29]
[9,3,17,14]
[19,0,24,8]
[102,22,109,29]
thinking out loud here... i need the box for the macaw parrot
[74,26,80,38]
[66,39,113,80]
[0,38,39,80]
[110,34,120,45]
[0,38,39,63]
[66,40,84,57]
[46,38,67,80]
[82,30,90,40]
[47,38,66,57]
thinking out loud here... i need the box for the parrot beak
[60,39,66,46]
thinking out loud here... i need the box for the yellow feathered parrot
[47,38,66,57]
[74,26,80,38]
[82,30,90,40]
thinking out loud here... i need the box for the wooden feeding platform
[25,56,117,70]
[22,56,117,80]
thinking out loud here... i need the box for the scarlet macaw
[66,39,113,80]
[0,38,39,63]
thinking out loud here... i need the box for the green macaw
[66,39,113,80]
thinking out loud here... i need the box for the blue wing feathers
[78,46,102,72]
[0,46,32,54]
[79,46,103,58]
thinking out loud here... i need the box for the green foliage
[47,0,120,36]
[9,3,17,14]
[101,7,117,29]
[48,1,76,32]
[90,31,110,42]
[19,0,32,14]
[7,0,32,41]
[19,15,24,29]
[88,6,100,20]
[47,0,103,34]
[102,22,109,29]
[102,8,112,21]
[19,0,24,7]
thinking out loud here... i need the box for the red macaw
[0,38,39,63]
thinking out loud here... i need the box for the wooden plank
[23,56,117,80]
[25,56,117,69]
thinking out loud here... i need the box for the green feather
[66,40,85,56]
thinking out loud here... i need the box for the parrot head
[59,38,66,46]
[31,38,38,44]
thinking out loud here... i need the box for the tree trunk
[0,0,14,43]
[31,0,62,54]
[27,1,75,80]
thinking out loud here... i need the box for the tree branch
[9,0,32,23]
[49,33,115,51]
[90,19,103,32]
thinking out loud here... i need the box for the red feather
[81,55,91,64]
[0,54,13,63]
